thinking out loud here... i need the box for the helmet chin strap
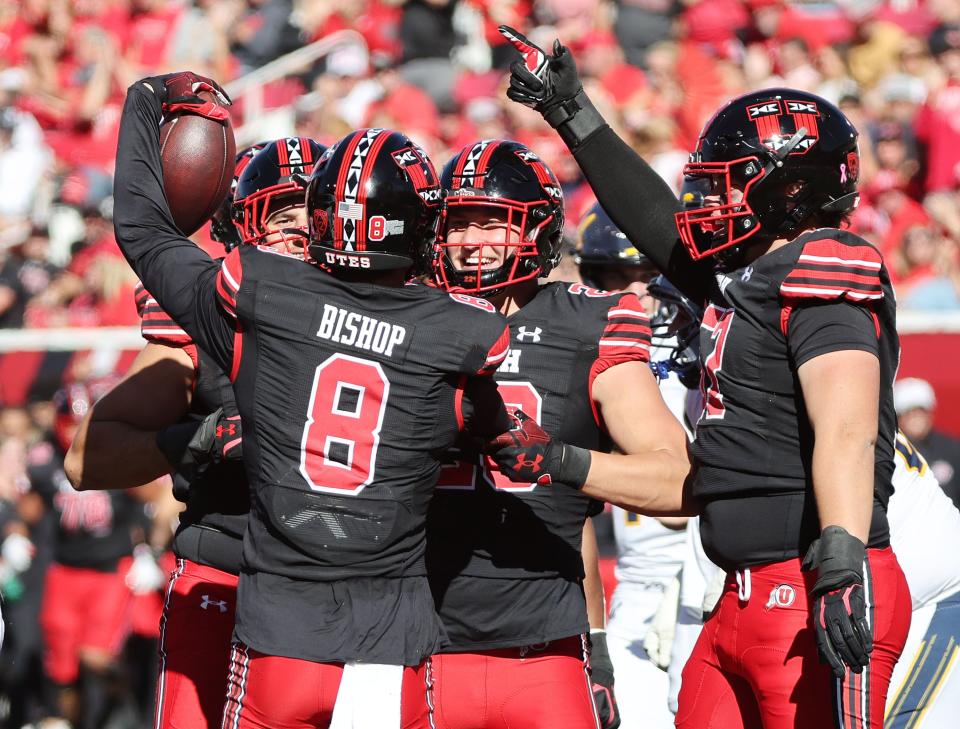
[769,126,808,168]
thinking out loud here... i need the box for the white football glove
[125,545,166,595]
[643,577,680,670]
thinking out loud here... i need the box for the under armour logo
[216,424,237,438]
[741,266,754,283]
[516,326,542,343]
[764,584,796,610]
[200,595,228,612]
[515,454,543,472]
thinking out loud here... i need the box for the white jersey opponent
[884,432,960,729]
[606,359,688,729]
[887,431,960,608]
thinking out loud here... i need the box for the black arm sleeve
[572,126,713,301]
[113,84,234,372]
[786,301,879,368]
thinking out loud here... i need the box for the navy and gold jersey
[692,229,899,570]
[114,85,511,664]
[136,284,248,573]
[427,282,651,650]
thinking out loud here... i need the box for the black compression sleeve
[113,84,234,372]
[572,126,712,301]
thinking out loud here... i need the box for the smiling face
[442,204,525,273]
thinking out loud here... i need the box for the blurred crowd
[3,0,960,725]
[3,0,960,327]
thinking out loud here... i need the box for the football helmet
[234,137,326,249]
[210,141,268,250]
[433,139,564,297]
[574,201,652,288]
[648,275,702,390]
[53,377,119,453]
[306,129,443,272]
[676,88,859,265]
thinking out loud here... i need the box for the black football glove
[156,407,243,481]
[140,71,231,122]
[499,25,604,148]
[802,525,874,678]
[589,631,621,729]
[484,409,591,487]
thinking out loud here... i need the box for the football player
[65,137,322,728]
[883,433,960,729]
[39,379,151,728]
[500,27,909,729]
[425,140,690,729]
[111,73,518,727]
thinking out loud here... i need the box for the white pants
[885,591,960,729]
[607,584,676,729]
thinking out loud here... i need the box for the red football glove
[484,409,591,488]
[142,71,231,122]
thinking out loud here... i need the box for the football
[159,91,236,236]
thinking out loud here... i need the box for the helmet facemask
[235,186,310,257]
[676,155,769,261]
[434,197,558,296]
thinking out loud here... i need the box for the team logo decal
[746,99,820,156]
[392,145,442,206]
[515,148,563,202]
[311,209,329,240]
[844,150,860,183]
[765,584,796,609]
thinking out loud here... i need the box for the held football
[159,91,236,236]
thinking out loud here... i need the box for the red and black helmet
[209,141,268,250]
[433,139,564,297]
[233,137,326,248]
[306,128,443,272]
[676,88,860,265]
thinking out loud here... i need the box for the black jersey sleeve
[459,375,511,439]
[113,83,234,372]
[572,126,713,301]
[786,302,879,368]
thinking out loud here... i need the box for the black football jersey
[28,443,137,571]
[137,284,248,574]
[691,229,898,570]
[427,282,652,650]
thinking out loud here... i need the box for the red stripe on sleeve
[478,325,511,375]
[780,237,885,303]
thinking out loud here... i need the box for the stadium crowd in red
[2,0,960,726]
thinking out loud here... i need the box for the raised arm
[112,74,235,370]
[499,26,712,300]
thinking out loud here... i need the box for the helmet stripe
[355,129,392,252]
[300,137,314,165]
[276,138,290,167]
[472,140,502,187]
[451,142,477,189]
[334,130,366,251]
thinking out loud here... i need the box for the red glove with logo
[141,71,231,122]
[484,409,591,488]
[156,407,243,481]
